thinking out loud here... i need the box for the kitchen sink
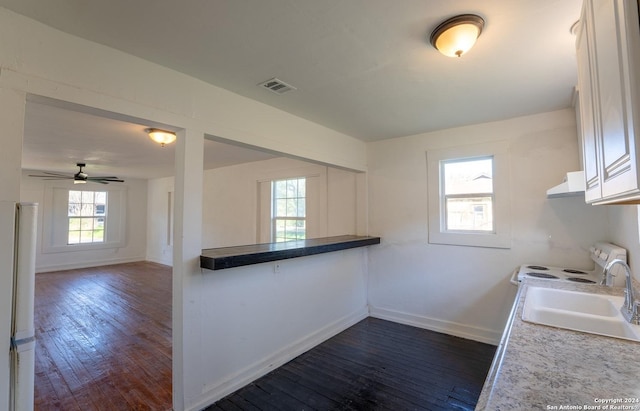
[522,287,640,342]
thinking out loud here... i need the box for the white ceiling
[22,98,277,179]
[2,0,583,178]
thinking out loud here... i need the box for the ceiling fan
[29,163,124,184]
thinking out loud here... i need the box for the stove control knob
[599,252,608,261]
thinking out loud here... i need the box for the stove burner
[563,269,588,275]
[525,272,559,279]
[527,265,549,271]
[567,277,597,284]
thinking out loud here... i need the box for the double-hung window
[427,141,511,248]
[68,190,107,244]
[442,157,494,232]
[41,184,127,253]
[272,177,306,242]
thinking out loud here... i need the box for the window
[442,157,494,232]
[68,190,107,244]
[272,177,306,242]
[256,168,321,244]
[427,141,511,248]
[41,184,127,253]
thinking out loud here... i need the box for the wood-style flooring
[206,317,496,411]
[33,261,172,411]
[34,261,496,411]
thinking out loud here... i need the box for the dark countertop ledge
[201,235,381,271]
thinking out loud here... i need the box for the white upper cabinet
[576,0,640,204]
[576,2,600,203]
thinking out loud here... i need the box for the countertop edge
[475,282,525,409]
[476,279,633,410]
[200,235,381,271]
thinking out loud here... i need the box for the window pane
[68,231,80,244]
[446,196,493,231]
[285,219,297,231]
[93,218,104,242]
[69,218,81,231]
[68,203,81,216]
[272,178,306,242]
[81,191,94,203]
[274,219,285,241]
[80,203,95,217]
[275,199,287,217]
[286,199,298,216]
[296,220,306,239]
[67,190,108,245]
[69,191,82,203]
[275,181,287,198]
[80,230,94,243]
[287,180,297,197]
[80,217,94,230]
[95,192,107,204]
[444,158,493,195]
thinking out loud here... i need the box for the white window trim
[427,141,511,249]
[271,177,307,242]
[41,182,127,253]
[67,189,107,245]
[256,168,324,244]
[442,156,495,233]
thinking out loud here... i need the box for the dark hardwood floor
[34,262,495,411]
[33,261,172,411]
[206,317,496,411]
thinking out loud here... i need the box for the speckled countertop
[476,278,640,411]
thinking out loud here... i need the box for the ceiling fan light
[73,179,86,184]
[430,14,484,58]
[146,128,176,147]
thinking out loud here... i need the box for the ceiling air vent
[258,78,297,95]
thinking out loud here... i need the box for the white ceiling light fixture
[430,14,485,58]
[146,128,176,147]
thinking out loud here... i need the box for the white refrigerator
[7,202,37,411]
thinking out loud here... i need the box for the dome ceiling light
[146,128,177,147]
[430,14,485,58]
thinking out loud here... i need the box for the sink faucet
[603,259,640,325]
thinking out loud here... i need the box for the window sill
[200,235,381,270]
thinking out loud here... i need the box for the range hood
[547,171,585,198]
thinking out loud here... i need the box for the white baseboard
[369,306,500,346]
[36,256,146,273]
[189,306,369,411]
[145,255,173,267]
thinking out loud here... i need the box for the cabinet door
[591,0,638,199]
[576,4,601,203]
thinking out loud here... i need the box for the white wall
[145,156,368,408]
[0,7,368,411]
[366,109,611,344]
[202,157,330,248]
[193,249,368,409]
[202,157,361,248]
[147,176,175,266]
[327,167,359,236]
[608,206,640,281]
[147,157,362,265]
[20,172,148,272]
